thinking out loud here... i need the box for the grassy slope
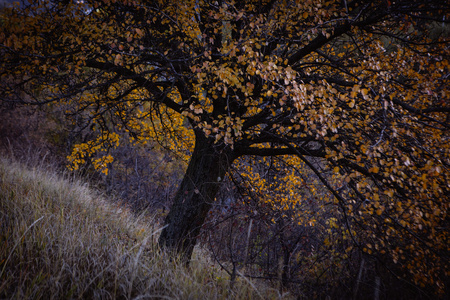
[0,157,289,299]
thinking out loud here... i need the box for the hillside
[0,157,289,299]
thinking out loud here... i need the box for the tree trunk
[158,131,234,261]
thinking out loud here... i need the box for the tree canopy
[1,0,449,295]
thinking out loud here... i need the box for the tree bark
[158,131,234,262]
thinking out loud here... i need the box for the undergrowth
[0,157,289,299]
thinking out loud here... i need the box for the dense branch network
[1,0,449,294]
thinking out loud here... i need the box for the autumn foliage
[1,0,449,297]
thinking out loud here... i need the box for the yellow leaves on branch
[67,132,120,175]
[235,155,330,227]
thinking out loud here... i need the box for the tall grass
[0,157,289,299]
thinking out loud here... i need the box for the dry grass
[0,157,290,299]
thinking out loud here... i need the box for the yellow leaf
[370,166,379,173]
[349,99,355,108]
[114,54,122,65]
[135,28,143,37]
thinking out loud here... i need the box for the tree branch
[237,145,325,158]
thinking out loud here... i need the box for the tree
[1,0,449,293]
